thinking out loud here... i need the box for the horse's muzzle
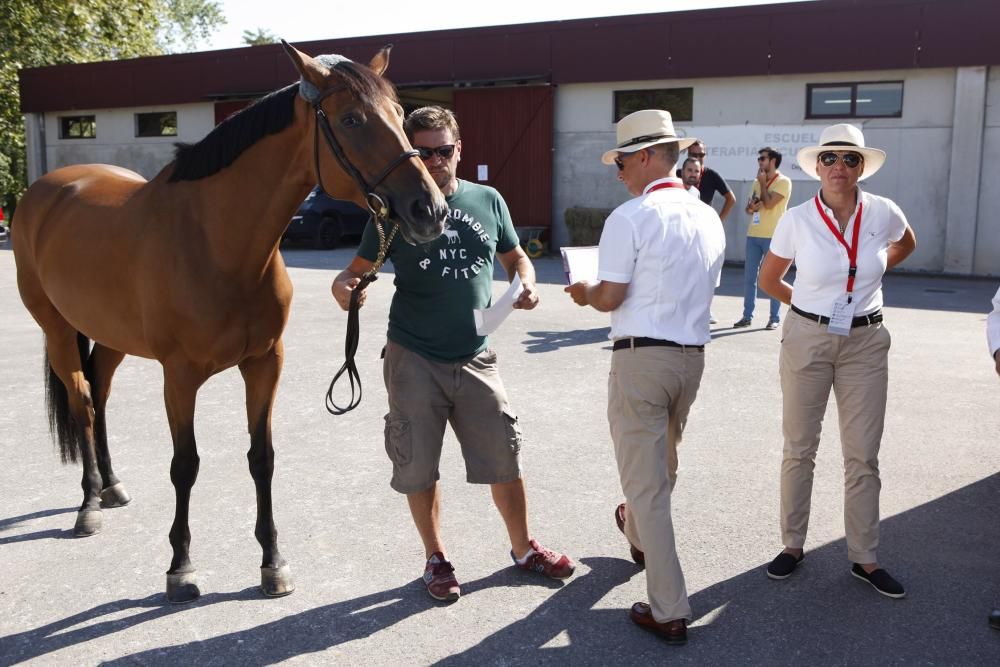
[397,193,447,245]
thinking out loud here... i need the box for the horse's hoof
[73,510,103,537]
[100,482,132,508]
[260,565,295,597]
[166,571,201,604]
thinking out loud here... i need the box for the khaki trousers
[778,310,891,564]
[609,344,705,623]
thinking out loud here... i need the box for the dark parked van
[283,187,369,249]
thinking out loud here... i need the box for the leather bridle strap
[325,219,397,415]
[308,84,418,416]
[310,85,419,218]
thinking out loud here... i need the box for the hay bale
[564,207,612,246]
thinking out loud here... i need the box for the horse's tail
[44,332,92,464]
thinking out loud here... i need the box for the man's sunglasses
[415,144,456,160]
[818,151,863,169]
[688,152,706,159]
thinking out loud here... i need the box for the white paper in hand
[560,246,600,285]
[473,274,524,336]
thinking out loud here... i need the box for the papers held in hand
[474,274,524,336]
[560,246,600,285]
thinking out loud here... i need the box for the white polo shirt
[988,286,1000,357]
[597,177,726,345]
[770,189,908,317]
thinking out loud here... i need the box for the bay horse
[12,42,446,603]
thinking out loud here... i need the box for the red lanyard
[814,195,863,298]
[646,181,686,194]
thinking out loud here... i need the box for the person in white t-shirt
[681,157,702,198]
[988,286,1000,630]
[758,123,916,599]
[566,109,725,646]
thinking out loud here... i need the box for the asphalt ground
[1,243,998,665]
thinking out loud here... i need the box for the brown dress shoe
[629,602,687,645]
[614,503,645,566]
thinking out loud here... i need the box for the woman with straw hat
[758,123,916,598]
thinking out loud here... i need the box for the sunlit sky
[196,0,811,51]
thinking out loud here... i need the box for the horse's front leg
[239,341,294,597]
[162,362,206,604]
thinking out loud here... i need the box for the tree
[242,28,278,47]
[0,0,226,213]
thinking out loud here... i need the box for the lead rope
[325,217,398,415]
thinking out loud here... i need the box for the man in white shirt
[566,109,725,646]
[681,157,702,197]
[988,286,1000,630]
[989,286,1000,378]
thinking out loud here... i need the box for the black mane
[168,59,399,183]
[169,83,299,182]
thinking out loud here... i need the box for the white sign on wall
[678,125,824,181]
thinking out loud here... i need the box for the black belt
[612,337,704,352]
[791,305,883,328]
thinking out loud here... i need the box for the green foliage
[242,28,278,46]
[0,0,226,211]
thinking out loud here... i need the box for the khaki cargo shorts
[382,340,523,494]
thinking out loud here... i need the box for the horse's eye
[340,113,363,128]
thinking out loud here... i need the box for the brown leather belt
[612,337,705,352]
[791,305,883,328]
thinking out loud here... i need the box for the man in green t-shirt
[332,106,574,602]
[735,146,792,330]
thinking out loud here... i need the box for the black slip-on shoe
[733,317,752,328]
[766,551,804,580]
[989,608,1000,630]
[851,564,906,599]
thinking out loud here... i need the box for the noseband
[310,85,418,415]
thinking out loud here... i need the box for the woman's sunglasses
[415,144,456,160]
[818,151,863,169]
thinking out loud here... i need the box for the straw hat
[600,110,697,165]
[796,123,886,181]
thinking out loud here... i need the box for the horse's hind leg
[239,341,294,597]
[89,344,132,508]
[44,329,104,536]
[162,362,206,604]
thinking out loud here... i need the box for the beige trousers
[778,310,891,564]
[609,344,705,623]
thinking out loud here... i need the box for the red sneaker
[423,552,460,602]
[512,539,576,579]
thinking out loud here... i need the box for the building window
[614,88,693,123]
[806,81,903,119]
[136,111,178,137]
[60,115,96,139]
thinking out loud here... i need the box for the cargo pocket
[383,415,412,465]
[501,408,522,455]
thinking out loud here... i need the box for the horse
[12,42,447,603]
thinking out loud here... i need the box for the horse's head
[283,42,446,245]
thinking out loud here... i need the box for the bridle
[309,84,418,415]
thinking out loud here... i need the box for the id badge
[752,211,761,225]
[827,294,857,336]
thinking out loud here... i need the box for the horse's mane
[169,59,398,182]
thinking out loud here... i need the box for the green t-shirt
[358,180,519,362]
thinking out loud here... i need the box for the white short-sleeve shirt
[770,189,908,317]
[597,177,726,345]
[988,285,1000,357]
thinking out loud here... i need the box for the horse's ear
[368,45,392,77]
[282,40,328,84]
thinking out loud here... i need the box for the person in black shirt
[677,140,736,222]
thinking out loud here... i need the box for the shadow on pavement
[522,328,611,353]
[5,479,996,664]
